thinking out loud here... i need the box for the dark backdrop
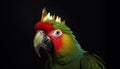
[2,0,108,69]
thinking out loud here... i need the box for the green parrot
[33,8,106,69]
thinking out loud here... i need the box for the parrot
[33,8,106,69]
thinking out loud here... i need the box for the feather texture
[80,52,106,69]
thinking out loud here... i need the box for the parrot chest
[52,61,80,69]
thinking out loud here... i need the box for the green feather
[44,20,74,36]
[80,52,106,69]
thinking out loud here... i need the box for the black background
[2,0,108,69]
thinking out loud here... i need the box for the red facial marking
[34,21,54,34]
[48,32,63,52]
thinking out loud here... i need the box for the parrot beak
[33,30,53,57]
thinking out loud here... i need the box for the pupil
[56,31,60,35]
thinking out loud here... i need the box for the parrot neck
[52,34,84,64]
[53,49,84,65]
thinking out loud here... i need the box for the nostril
[42,36,50,43]
[45,36,50,43]
[45,38,49,43]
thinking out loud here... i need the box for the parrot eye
[51,29,62,37]
[56,31,60,35]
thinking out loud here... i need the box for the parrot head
[33,8,84,64]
